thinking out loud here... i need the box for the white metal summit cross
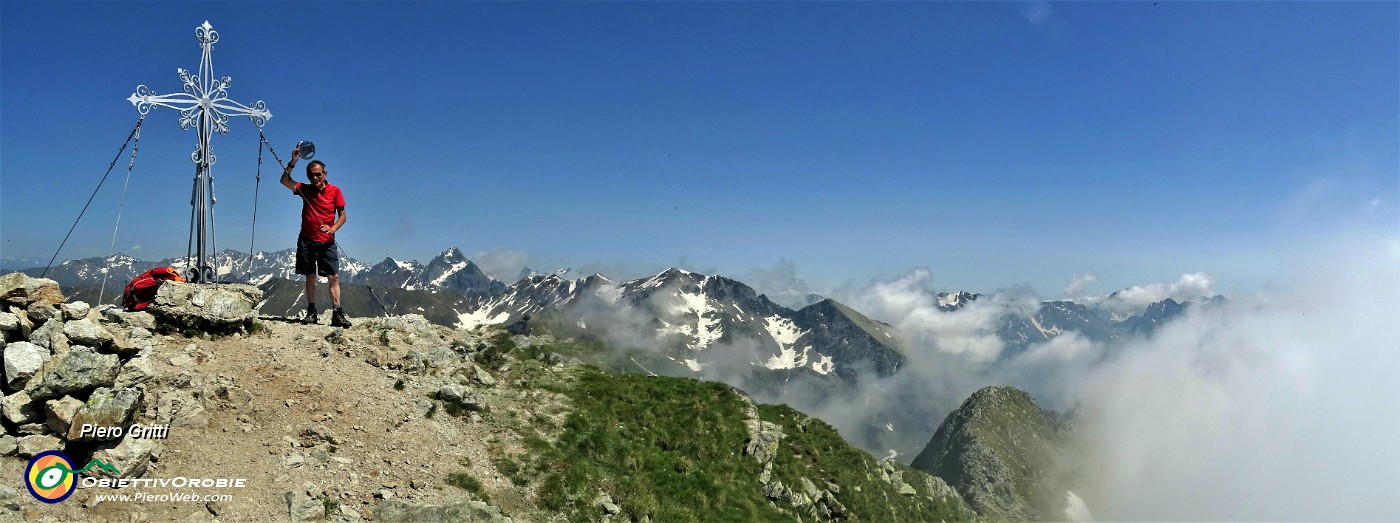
[127,21,271,283]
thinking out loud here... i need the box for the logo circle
[25,451,77,504]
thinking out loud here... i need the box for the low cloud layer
[834,268,1037,363]
[470,249,529,282]
[498,228,1398,519]
[1066,230,1400,520]
[1092,271,1217,316]
[810,230,1398,519]
[741,259,814,309]
[1063,272,1097,297]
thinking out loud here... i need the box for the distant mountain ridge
[934,291,1224,357]
[19,249,1218,367]
[463,267,905,389]
[17,248,1215,461]
[18,246,501,297]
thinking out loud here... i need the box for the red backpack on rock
[123,267,185,311]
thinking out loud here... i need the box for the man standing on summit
[280,144,351,327]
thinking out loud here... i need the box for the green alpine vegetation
[462,332,976,522]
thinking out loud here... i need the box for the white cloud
[741,259,814,309]
[1017,330,1096,364]
[790,227,1400,521]
[1095,271,1215,316]
[834,268,1039,363]
[1068,230,1400,520]
[469,249,529,282]
[1063,272,1097,297]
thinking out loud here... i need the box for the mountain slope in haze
[910,386,1082,520]
[931,291,1224,356]
[459,268,906,389]
[26,249,1213,363]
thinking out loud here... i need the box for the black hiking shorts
[296,237,339,277]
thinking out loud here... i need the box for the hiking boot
[331,309,352,328]
[303,306,318,325]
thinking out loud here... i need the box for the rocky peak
[936,291,978,311]
[435,246,467,263]
[910,385,1077,521]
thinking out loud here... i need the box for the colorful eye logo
[25,451,77,503]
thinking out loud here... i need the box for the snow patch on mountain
[431,261,468,287]
[670,288,723,350]
[456,301,513,330]
[937,291,975,308]
[1030,314,1063,339]
[763,346,810,371]
[764,315,805,347]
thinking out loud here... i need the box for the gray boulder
[114,355,157,389]
[155,389,208,427]
[0,312,18,333]
[110,328,155,357]
[1,391,40,425]
[61,301,91,321]
[25,302,59,325]
[63,318,114,347]
[471,365,496,387]
[4,341,48,389]
[149,282,262,332]
[90,432,159,480]
[283,491,325,522]
[25,347,121,401]
[0,273,63,308]
[437,385,466,403]
[44,396,85,436]
[6,307,33,339]
[27,318,69,354]
[103,308,157,330]
[15,434,63,457]
[366,315,445,349]
[67,387,143,441]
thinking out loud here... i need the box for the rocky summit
[910,385,1083,521]
[0,272,997,522]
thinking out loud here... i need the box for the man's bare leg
[328,274,340,309]
[304,275,318,323]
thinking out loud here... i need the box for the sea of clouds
[801,227,1399,520]
[469,223,1399,519]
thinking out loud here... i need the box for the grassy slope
[463,330,974,521]
[760,403,977,522]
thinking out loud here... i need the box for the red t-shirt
[293,182,346,242]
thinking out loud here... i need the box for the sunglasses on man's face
[309,171,326,177]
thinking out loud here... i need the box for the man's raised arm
[279,144,301,191]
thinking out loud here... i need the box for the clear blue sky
[2,1,1396,296]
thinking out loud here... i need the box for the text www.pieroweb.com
[84,477,246,504]
[92,491,235,503]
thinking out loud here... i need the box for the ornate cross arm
[210,99,271,128]
[127,86,271,129]
[127,86,200,114]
